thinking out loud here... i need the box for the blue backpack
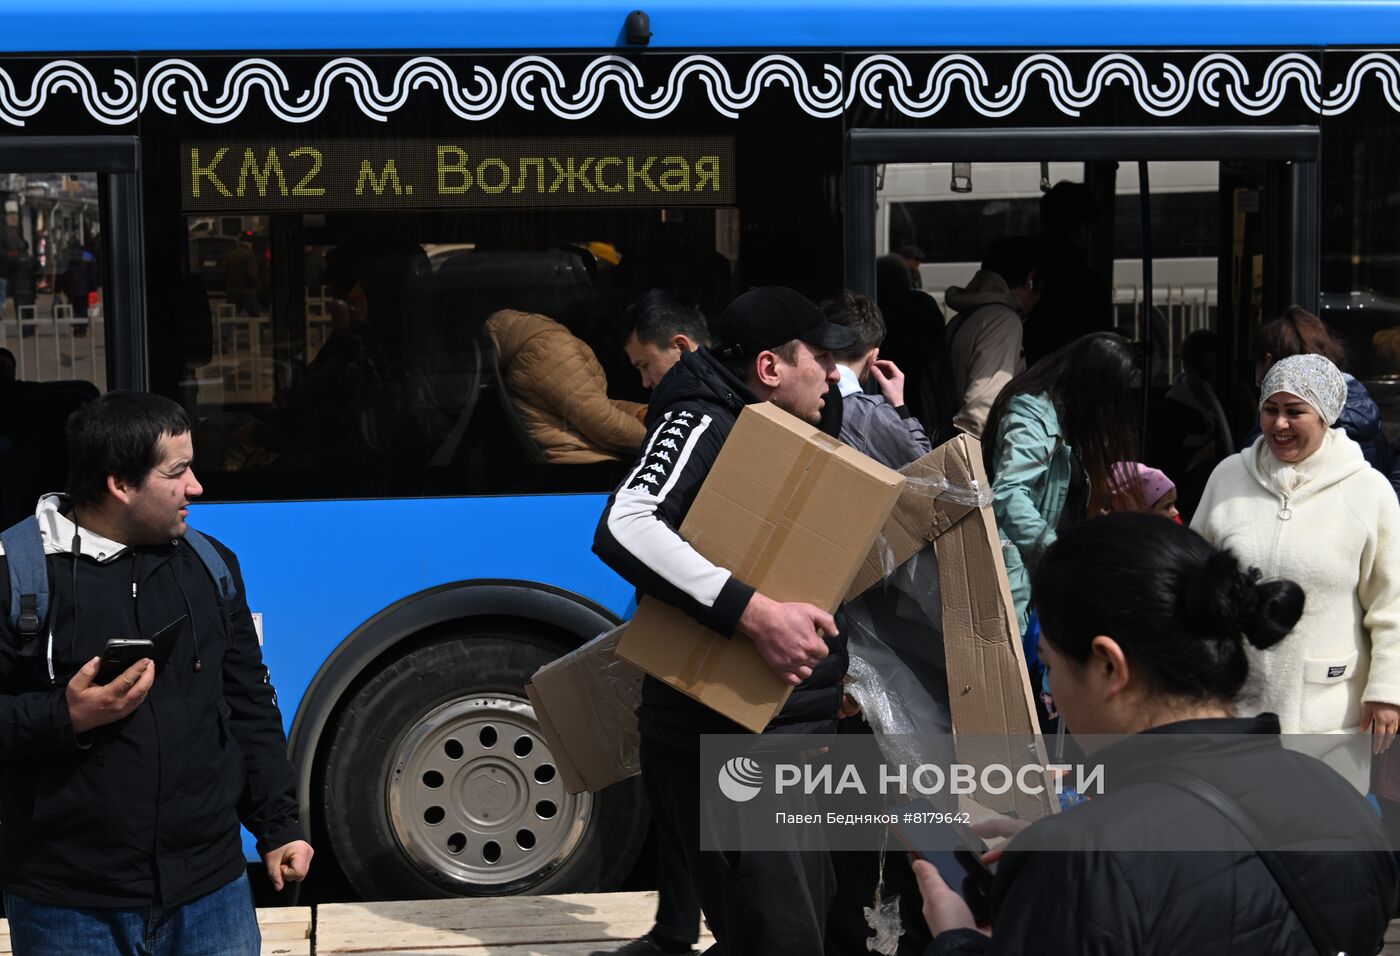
[2,515,236,642]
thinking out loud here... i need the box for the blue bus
[3,0,1400,901]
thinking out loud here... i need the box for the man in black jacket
[0,392,310,955]
[594,286,857,955]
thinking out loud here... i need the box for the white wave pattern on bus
[0,52,1398,126]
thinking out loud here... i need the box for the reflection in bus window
[0,172,105,390]
[1322,87,1400,471]
[0,171,106,527]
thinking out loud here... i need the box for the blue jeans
[3,873,260,956]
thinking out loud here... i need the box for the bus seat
[484,335,550,466]
[428,339,483,468]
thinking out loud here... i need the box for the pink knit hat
[1109,462,1176,511]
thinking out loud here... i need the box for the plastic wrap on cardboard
[842,467,989,775]
[842,543,955,774]
[593,634,644,781]
[582,632,641,783]
[861,470,993,586]
[906,470,993,509]
[527,623,643,793]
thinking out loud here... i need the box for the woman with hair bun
[917,514,1397,955]
[1192,354,1400,781]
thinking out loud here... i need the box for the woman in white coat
[1192,354,1400,775]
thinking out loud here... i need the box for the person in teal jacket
[982,333,1143,631]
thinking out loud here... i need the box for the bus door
[0,136,146,527]
[846,127,1319,520]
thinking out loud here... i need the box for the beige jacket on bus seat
[943,270,1027,440]
[485,309,647,464]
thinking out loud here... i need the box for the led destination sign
[181,137,735,212]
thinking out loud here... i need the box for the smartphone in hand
[95,638,155,685]
[888,802,996,924]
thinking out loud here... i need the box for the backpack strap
[2,516,48,639]
[944,309,973,348]
[1142,767,1341,956]
[183,528,237,606]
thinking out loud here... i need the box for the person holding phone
[915,514,1397,955]
[0,392,311,956]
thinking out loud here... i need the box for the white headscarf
[1259,353,1347,425]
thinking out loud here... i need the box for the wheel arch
[287,578,622,836]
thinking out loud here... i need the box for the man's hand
[912,859,986,937]
[869,357,906,409]
[1363,701,1400,755]
[737,592,835,685]
[263,840,314,891]
[67,656,154,735]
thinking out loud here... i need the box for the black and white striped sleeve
[593,409,755,637]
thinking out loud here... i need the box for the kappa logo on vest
[627,411,698,494]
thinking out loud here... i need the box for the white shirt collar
[836,364,863,399]
[33,492,130,563]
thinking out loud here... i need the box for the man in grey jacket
[821,292,931,469]
[944,236,1042,440]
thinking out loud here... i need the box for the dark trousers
[640,736,835,956]
[651,839,702,947]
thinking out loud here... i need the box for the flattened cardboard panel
[849,435,1053,820]
[525,682,586,794]
[526,625,641,794]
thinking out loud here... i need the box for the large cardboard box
[524,625,641,794]
[615,402,906,733]
[526,428,1044,807]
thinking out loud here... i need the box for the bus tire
[321,630,648,899]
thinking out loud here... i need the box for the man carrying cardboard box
[593,286,859,956]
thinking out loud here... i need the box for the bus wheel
[322,631,648,899]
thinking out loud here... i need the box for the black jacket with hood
[0,494,304,908]
[593,347,848,747]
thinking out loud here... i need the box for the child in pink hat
[1109,462,1180,522]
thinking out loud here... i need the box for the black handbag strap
[1144,768,1342,956]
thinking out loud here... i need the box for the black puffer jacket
[0,505,303,908]
[593,348,848,747]
[1338,374,1396,492]
[928,716,1398,956]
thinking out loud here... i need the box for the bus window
[878,157,1287,520]
[0,171,106,528]
[880,160,1221,379]
[1322,70,1400,466]
[177,206,738,503]
[0,172,105,389]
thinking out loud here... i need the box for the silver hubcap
[386,694,592,890]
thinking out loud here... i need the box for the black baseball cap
[713,286,858,361]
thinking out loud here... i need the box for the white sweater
[1192,430,1400,737]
